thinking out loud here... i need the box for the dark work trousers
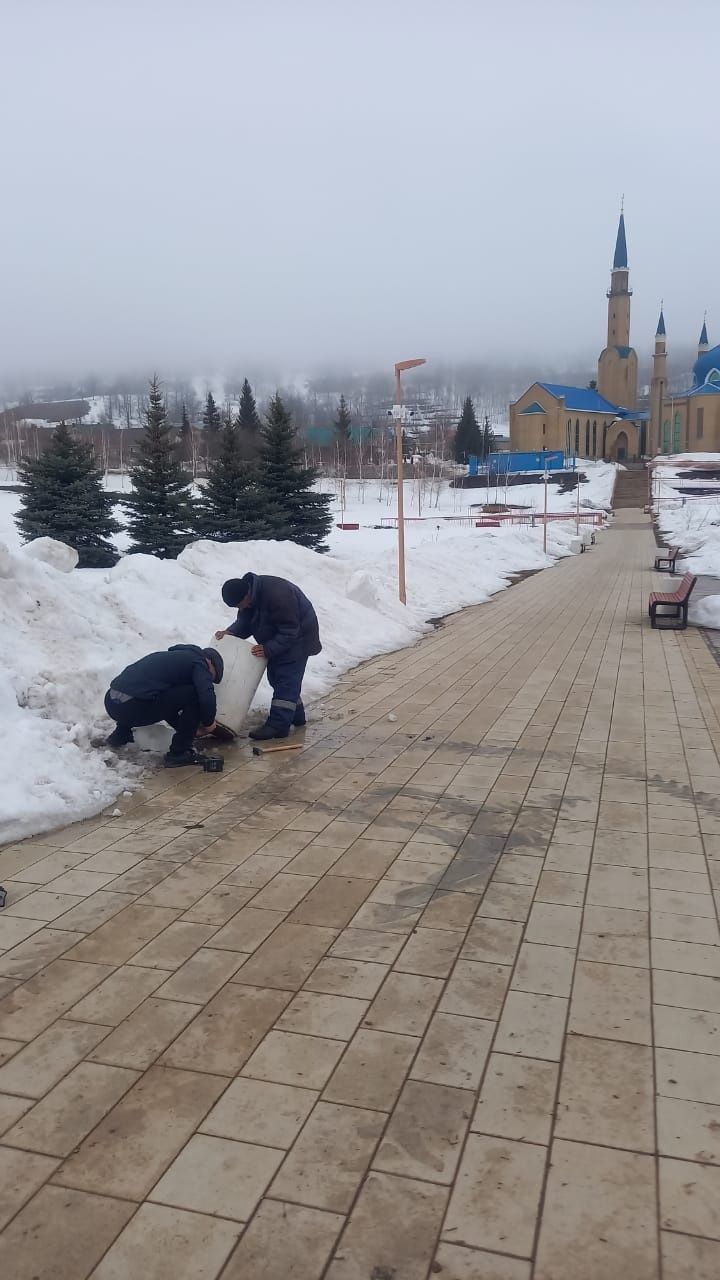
[104,686,202,754]
[265,654,308,732]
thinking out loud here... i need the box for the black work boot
[163,749,209,769]
[106,725,134,748]
[248,723,289,742]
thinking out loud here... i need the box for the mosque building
[508,213,717,460]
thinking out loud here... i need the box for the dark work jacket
[226,573,321,662]
[110,645,217,725]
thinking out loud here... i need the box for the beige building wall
[510,385,618,459]
[605,420,642,461]
[659,393,720,454]
[509,385,563,452]
[597,346,638,410]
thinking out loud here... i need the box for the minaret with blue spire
[651,305,667,453]
[699,317,709,357]
[597,204,638,410]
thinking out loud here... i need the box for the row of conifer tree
[15,378,333,567]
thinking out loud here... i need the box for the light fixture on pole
[393,358,426,604]
[543,466,549,555]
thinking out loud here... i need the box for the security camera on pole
[392,359,426,604]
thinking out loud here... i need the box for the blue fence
[469,450,575,476]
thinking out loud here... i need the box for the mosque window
[585,421,590,455]
[697,408,704,439]
[574,420,580,453]
[592,421,597,456]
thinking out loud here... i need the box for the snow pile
[0,461,616,843]
[654,454,720,628]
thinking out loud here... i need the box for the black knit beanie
[202,648,224,682]
[221,575,252,607]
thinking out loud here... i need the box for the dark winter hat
[222,575,252,606]
[203,648,224,682]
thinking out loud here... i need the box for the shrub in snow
[14,421,120,568]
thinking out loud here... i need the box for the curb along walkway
[1,511,720,1279]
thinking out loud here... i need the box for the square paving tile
[568,960,651,1044]
[443,1133,546,1257]
[200,1077,317,1148]
[374,1079,472,1184]
[149,1132,282,1221]
[325,1171,448,1280]
[494,990,568,1060]
[242,1030,345,1089]
[472,1053,558,1144]
[659,1155,720,1238]
[362,971,443,1036]
[89,1203,240,1280]
[439,960,511,1020]
[655,1046,720,1106]
[555,1035,655,1151]
[433,1243,531,1279]
[657,1094,720,1164]
[411,1011,494,1091]
[661,1232,720,1279]
[219,1199,343,1280]
[534,1139,658,1280]
[270,1100,385,1212]
[323,1029,419,1111]
[0,1185,135,1280]
[0,1146,59,1230]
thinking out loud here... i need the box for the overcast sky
[1,0,717,382]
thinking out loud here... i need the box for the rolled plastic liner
[210,634,267,738]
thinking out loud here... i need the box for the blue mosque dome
[692,344,720,388]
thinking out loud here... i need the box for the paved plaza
[1,511,720,1279]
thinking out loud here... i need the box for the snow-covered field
[653,454,720,628]
[0,462,614,844]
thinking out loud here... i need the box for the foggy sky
[1,0,718,382]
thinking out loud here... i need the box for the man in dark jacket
[104,644,224,767]
[216,573,321,741]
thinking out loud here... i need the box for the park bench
[654,546,680,574]
[649,572,696,630]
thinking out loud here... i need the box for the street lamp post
[394,358,426,604]
[543,467,549,555]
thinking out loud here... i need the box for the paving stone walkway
[1,511,720,1279]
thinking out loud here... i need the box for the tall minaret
[597,207,638,408]
[650,307,667,454]
[698,317,709,358]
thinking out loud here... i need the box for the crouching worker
[216,573,321,742]
[104,645,224,767]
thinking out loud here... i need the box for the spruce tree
[481,414,496,459]
[123,376,196,558]
[180,402,191,439]
[202,391,221,433]
[334,394,352,444]
[256,393,333,551]
[454,396,483,463]
[196,417,271,543]
[15,422,120,568]
[237,378,261,440]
